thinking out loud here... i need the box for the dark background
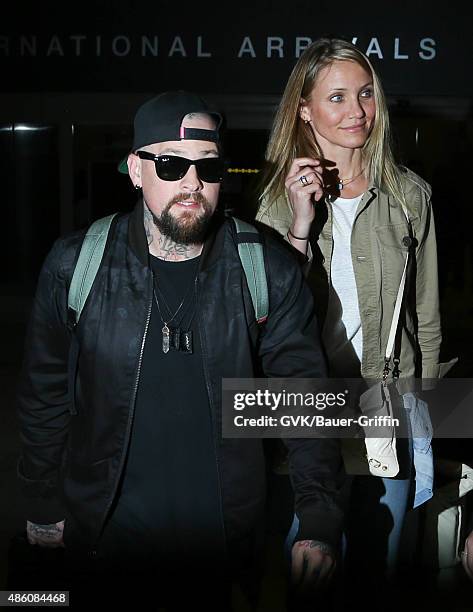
[1,1,472,607]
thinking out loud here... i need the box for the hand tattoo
[298,540,335,556]
[27,520,64,547]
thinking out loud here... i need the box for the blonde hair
[259,38,406,209]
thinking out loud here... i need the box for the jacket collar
[128,198,226,271]
[128,199,149,266]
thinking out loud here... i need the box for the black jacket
[17,201,344,556]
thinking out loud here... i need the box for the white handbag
[361,380,401,477]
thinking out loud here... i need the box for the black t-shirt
[99,254,225,568]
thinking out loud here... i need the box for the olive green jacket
[257,168,456,384]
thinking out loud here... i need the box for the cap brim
[118,156,129,174]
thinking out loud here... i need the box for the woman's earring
[135,184,142,190]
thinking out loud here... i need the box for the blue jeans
[403,392,434,508]
[286,436,415,579]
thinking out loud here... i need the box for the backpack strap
[232,217,269,324]
[68,213,118,326]
[68,213,268,326]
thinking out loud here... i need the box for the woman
[257,37,455,594]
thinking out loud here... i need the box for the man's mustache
[167,192,209,208]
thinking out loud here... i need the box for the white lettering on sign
[365,37,383,59]
[419,37,436,59]
[47,36,64,57]
[0,36,8,56]
[394,37,409,59]
[295,37,312,57]
[112,36,131,57]
[19,36,37,56]
[70,35,86,56]
[169,36,186,57]
[0,34,440,61]
[238,36,256,58]
[142,36,159,57]
[197,35,212,57]
[267,37,284,58]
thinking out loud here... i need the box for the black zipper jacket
[17,201,345,557]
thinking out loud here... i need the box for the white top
[322,194,363,376]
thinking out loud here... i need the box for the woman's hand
[285,158,325,237]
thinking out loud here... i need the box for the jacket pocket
[63,456,112,508]
[67,456,111,484]
[422,358,459,390]
[374,223,410,297]
[62,456,113,548]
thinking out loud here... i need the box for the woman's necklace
[337,167,365,191]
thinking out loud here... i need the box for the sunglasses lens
[153,156,224,183]
[154,156,189,181]
[195,158,225,183]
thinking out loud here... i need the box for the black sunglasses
[137,152,224,183]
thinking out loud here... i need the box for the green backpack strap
[232,217,269,324]
[68,213,118,326]
[68,213,268,326]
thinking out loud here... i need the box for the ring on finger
[299,175,309,186]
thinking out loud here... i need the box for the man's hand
[462,530,473,581]
[26,520,65,548]
[291,540,336,594]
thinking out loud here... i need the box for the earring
[134,184,142,190]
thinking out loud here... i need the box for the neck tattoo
[143,203,202,261]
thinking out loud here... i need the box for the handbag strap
[383,202,411,380]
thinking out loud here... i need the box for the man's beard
[151,193,214,245]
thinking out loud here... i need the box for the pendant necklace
[337,167,365,191]
[152,271,197,354]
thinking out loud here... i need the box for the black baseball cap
[118,90,222,174]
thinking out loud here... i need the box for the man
[17,91,344,609]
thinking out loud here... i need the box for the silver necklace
[152,271,198,354]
